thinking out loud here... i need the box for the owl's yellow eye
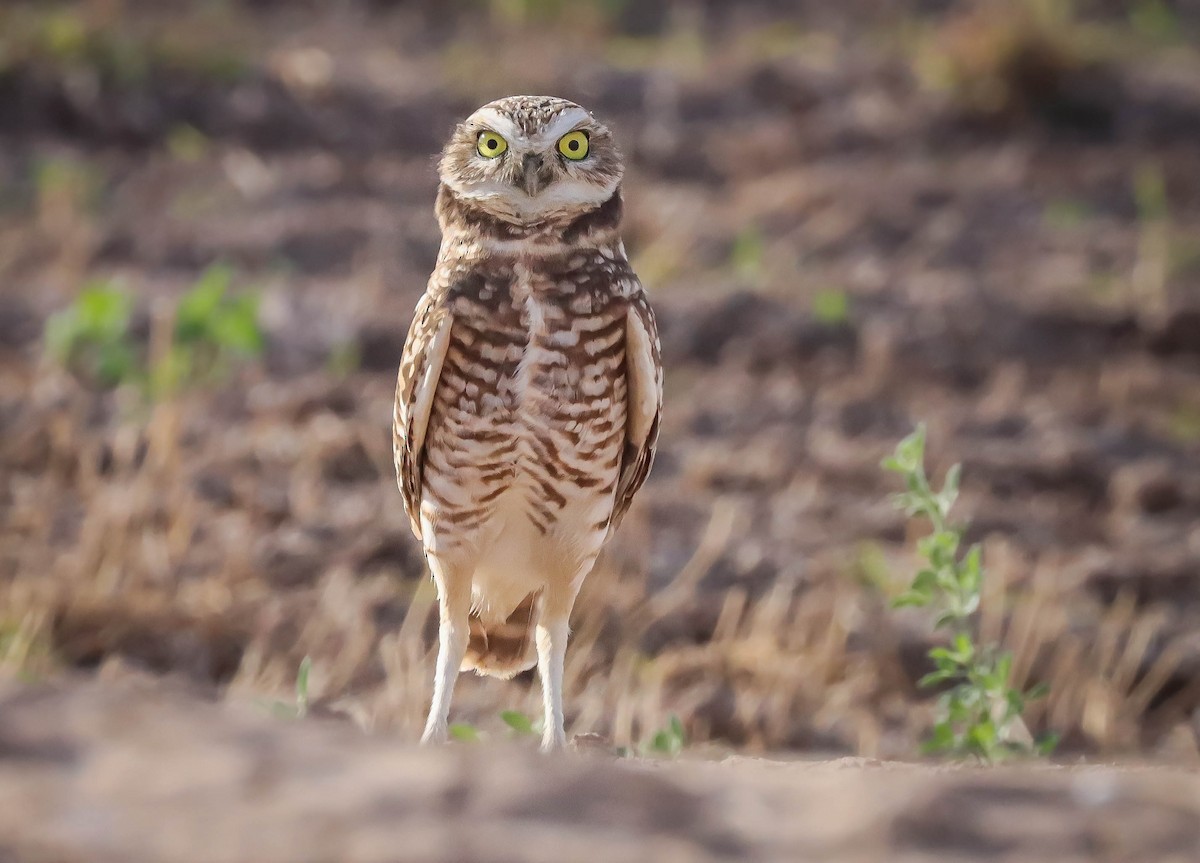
[476,131,508,158]
[557,130,590,160]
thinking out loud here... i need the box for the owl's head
[438,95,623,226]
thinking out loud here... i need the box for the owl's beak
[519,153,548,196]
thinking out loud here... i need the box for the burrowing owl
[394,96,662,751]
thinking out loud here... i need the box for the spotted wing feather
[610,291,662,534]
[394,290,454,540]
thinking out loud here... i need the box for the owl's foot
[420,721,449,745]
[539,726,567,754]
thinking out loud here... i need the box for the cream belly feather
[467,476,611,628]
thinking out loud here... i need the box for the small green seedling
[448,722,481,743]
[44,281,138,387]
[152,262,264,397]
[883,426,1056,762]
[811,288,850,326]
[263,655,312,721]
[45,264,264,400]
[643,715,686,758]
[499,709,539,737]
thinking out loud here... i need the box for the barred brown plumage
[393,96,662,752]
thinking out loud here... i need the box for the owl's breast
[511,291,628,483]
[421,287,627,535]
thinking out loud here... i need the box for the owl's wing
[394,290,454,540]
[610,292,663,534]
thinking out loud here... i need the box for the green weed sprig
[45,264,263,400]
[645,715,686,757]
[262,655,311,721]
[884,426,1056,762]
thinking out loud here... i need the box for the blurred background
[1,0,1199,761]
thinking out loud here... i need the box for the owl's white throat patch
[450,177,618,225]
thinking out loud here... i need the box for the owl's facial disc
[440,97,624,225]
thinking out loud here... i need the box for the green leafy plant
[44,281,138,387]
[151,263,264,398]
[44,264,264,399]
[811,288,851,326]
[883,426,1056,762]
[643,715,687,758]
[448,722,481,743]
[499,709,539,737]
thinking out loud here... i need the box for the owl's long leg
[535,614,569,752]
[421,559,471,745]
[535,582,583,753]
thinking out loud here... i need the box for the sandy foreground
[1,678,1197,863]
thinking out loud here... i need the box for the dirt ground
[2,0,1200,847]
[2,677,1199,862]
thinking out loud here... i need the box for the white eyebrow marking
[469,109,523,144]
[466,106,593,151]
[539,108,593,144]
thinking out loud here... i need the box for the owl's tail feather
[461,591,539,679]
